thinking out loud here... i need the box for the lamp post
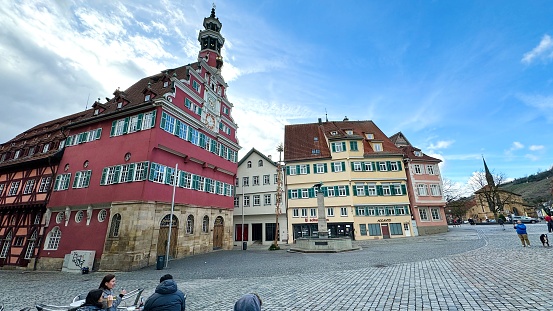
[165,163,178,268]
[274,143,284,247]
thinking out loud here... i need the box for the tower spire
[483,156,495,187]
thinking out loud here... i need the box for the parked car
[511,216,540,224]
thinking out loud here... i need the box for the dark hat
[160,274,173,283]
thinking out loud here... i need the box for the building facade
[0,118,72,268]
[233,148,287,246]
[469,187,526,221]
[284,119,413,242]
[1,8,240,271]
[389,132,447,235]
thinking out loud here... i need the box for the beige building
[284,119,412,242]
[468,187,526,221]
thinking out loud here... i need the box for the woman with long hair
[98,274,126,309]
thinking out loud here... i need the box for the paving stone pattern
[1,224,552,310]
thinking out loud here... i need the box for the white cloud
[529,145,544,151]
[512,141,524,150]
[525,154,539,161]
[428,140,454,150]
[516,93,553,122]
[522,34,553,64]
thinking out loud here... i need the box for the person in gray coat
[143,274,186,311]
[234,293,262,311]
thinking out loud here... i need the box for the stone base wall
[36,257,64,271]
[417,225,448,236]
[99,201,233,271]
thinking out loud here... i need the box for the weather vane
[213,3,216,10]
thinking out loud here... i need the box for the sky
[1,0,552,192]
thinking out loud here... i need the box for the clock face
[205,113,216,130]
[208,97,216,110]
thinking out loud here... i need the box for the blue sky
[1,0,552,191]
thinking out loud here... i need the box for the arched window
[0,230,12,258]
[258,160,263,167]
[202,215,209,233]
[186,215,194,234]
[98,209,107,222]
[109,213,122,237]
[45,227,61,250]
[247,161,252,168]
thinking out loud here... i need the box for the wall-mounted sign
[377,219,391,223]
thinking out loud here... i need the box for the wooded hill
[500,167,553,207]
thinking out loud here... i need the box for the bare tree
[442,178,463,203]
[468,170,512,219]
[446,197,473,220]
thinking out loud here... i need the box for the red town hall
[0,8,240,271]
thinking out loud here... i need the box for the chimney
[318,118,322,125]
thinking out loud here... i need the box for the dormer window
[163,81,169,87]
[414,151,423,157]
[42,144,50,153]
[117,102,123,109]
[94,109,99,115]
[314,137,319,142]
[14,150,20,159]
[345,130,353,135]
[365,133,374,139]
[145,94,151,101]
[372,143,383,152]
[330,131,338,136]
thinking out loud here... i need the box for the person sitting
[98,274,126,309]
[77,289,117,311]
[234,293,262,311]
[143,274,186,311]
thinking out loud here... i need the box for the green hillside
[500,167,553,206]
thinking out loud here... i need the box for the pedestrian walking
[545,214,552,233]
[513,220,530,247]
[234,293,262,311]
[498,218,505,230]
[143,274,186,311]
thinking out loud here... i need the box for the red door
[235,224,248,241]
[381,224,390,239]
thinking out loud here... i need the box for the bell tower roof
[198,4,225,69]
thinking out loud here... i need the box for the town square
[2,224,552,310]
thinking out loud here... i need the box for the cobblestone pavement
[1,224,552,310]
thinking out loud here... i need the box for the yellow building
[468,186,526,221]
[284,119,412,242]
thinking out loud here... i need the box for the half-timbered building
[0,8,240,271]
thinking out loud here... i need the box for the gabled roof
[389,132,442,163]
[399,145,442,163]
[389,132,412,147]
[284,120,402,162]
[238,148,277,167]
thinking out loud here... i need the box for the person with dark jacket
[77,289,117,311]
[234,293,262,311]
[143,274,186,311]
[514,220,530,247]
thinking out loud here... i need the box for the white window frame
[327,207,334,217]
[355,184,365,196]
[413,164,423,174]
[367,184,377,196]
[340,207,348,216]
[316,164,325,174]
[431,208,441,220]
[264,194,271,205]
[419,208,429,221]
[417,184,428,196]
[45,227,61,250]
[426,165,435,175]
[253,195,261,206]
[263,175,270,185]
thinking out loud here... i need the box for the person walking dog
[513,220,530,247]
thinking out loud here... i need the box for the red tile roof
[284,120,403,162]
[0,62,204,169]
